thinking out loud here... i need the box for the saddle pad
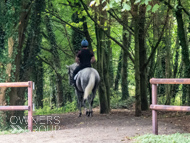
[74,71,81,80]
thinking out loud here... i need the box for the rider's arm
[91,56,96,63]
[75,51,81,64]
[75,56,80,64]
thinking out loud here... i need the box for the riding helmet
[81,39,89,47]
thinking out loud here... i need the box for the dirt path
[0,109,186,143]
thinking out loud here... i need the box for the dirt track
[0,109,185,143]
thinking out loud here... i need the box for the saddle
[74,71,81,81]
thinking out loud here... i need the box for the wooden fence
[150,78,190,135]
[0,81,33,131]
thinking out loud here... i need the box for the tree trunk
[107,15,114,88]
[9,2,29,109]
[121,11,129,100]
[0,26,5,55]
[95,1,110,113]
[148,11,158,104]
[139,5,148,110]
[104,13,111,108]
[35,60,43,109]
[175,0,190,105]
[165,18,171,105]
[170,37,180,102]
[0,37,14,129]
[133,4,141,116]
[114,51,122,91]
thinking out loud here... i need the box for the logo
[10,116,61,133]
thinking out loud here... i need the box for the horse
[67,63,100,117]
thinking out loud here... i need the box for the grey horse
[67,63,100,117]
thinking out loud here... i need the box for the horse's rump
[76,68,100,94]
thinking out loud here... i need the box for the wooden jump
[150,78,190,84]
[0,106,29,110]
[150,105,190,112]
[0,81,33,132]
[0,82,29,87]
[150,78,190,135]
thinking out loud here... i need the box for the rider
[72,39,96,86]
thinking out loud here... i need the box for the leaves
[146,5,152,12]
[152,4,160,13]
[134,0,141,4]
[145,0,151,5]
[122,3,131,11]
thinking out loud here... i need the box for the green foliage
[122,3,131,11]
[0,129,29,135]
[134,133,190,143]
[152,4,160,13]
[33,100,77,116]
[110,91,135,109]
[0,111,8,131]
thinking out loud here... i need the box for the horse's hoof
[78,113,82,117]
[87,111,93,117]
[86,111,89,116]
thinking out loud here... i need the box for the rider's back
[77,49,93,67]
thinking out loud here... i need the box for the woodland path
[0,108,187,143]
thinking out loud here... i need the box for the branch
[41,47,51,53]
[80,0,134,63]
[45,10,85,36]
[38,55,57,73]
[108,10,134,35]
[62,23,75,56]
[104,30,134,63]
[159,0,190,16]
[142,3,170,70]
[38,56,67,80]
[57,45,73,57]
[181,3,190,16]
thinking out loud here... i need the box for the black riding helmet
[81,40,89,47]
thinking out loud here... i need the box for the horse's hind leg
[89,87,98,117]
[89,99,94,117]
[78,101,82,117]
[87,93,95,117]
[83,99,89,116]
[76,90,83,117]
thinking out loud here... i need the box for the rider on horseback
[72,40,96,87]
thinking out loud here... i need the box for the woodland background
[0,0,190,129]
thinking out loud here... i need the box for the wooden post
[28,81,33,132]
[152,84,158,135]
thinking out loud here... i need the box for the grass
[0,129,29,135]
[134,133,190,143]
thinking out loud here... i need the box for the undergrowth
[33,100,77,116]
[0,129,29,135]
[32,92,135,116]
[134,133,190,143]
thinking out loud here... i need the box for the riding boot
[73,79,77,88]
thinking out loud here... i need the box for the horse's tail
[84,72,95,100]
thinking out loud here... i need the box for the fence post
[152,84,158,135]
[28,81,33,131]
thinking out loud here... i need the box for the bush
[33,100,77,116]
[110,93,135,109]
